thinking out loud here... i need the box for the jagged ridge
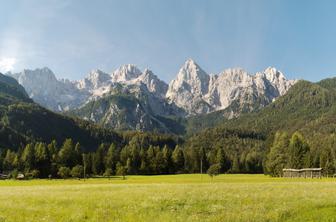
[7,59,296,133]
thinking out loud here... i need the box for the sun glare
[0,57,16,72]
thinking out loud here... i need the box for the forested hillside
[184,79,336,175]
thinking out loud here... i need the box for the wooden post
[82,153,86,181]
[200,157,203,182]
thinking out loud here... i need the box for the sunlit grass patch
[0,174,335,222]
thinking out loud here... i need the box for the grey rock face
[166,60,297,116]
[9,60,296,132]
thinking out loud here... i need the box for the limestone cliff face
[9,65,169,112]
[166,60,297,116]
[8,59,296,132]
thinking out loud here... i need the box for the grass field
[0,174,336,222]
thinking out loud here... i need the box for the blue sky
[0,0,336,82]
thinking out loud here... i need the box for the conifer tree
[35,142,50,177]
[162,145,172,174]
[231,154,240,173]
[92,143,106,175]
[288,132,309,169]
[172,145,184,173]
[146,145,156,174]
[155,149,165,174]
[215,147,229,173]
[58,139,77,168]
[21,143,35,173]
[3,150,17,172]
[104,143,117,173]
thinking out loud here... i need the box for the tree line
[265,131,336,177]
[4,129,335,179]
[0,135,260,179]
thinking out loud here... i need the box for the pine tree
[92,144,106,175]
[320,147,333,176]
[199,146,207,174]
[146,145,156,174]
[129,144,140,174]
[47,140,58,177]
[3,150,17,172]
[82,153,92,176]
[126,158,133,174]
[172,145,184,173]
[21,143,35,173]
[116,162,127,180]
[140,159,148,174]
[74,142,82,166]
[288,132,309,169]
[215,147,230,173]
[265,132,290,176]
[120,146,129,165]
[0,150,5,172]
[155,150,165,174]
[34,142,50,177]
[245,150,262,173]
[162,145,172,174]
[231,154,240,173]
[58,139,77,168]
[47,140,58,160]
[139,147,148,174]
[104,143,117,173]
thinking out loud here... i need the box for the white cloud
[0,58,16,72]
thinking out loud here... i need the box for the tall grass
[0,174,335,222]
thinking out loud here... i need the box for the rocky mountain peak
[167,61,297,115]
[142,68,154,77]
[177,59,209,83]
[184,58,198,68]
[263,67,285,81]
[111,64,142,82]
[9,67,88,112]
[87,69,110,80]
[219,68,251,83]
[255,67,297,96]
[136,68,168,98]
[77,69,111,90]
[171,59,210,94]
[20,67,57,82]
[139,69,157,81]
[166,59,211,114]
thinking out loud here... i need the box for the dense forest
[3,129,334,179]
[0,138,180,178]
[0,128,263,178]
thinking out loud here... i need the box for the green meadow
[0,174,336,222]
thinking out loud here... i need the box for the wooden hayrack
[282,168,322,178]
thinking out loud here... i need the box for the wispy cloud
[0,0,114,78]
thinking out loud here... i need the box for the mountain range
[186,77,336,172]
[0,73,177,152]
[7,59,296,133]
[3,61,336,175]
